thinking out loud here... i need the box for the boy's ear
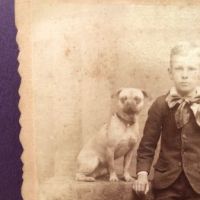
[198,68,200,80]
[111,88,123,98]
[168,67,173,80]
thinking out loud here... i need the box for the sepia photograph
[16,1,200,199]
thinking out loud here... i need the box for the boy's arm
[136,97,163,174]
[137,171,148,175]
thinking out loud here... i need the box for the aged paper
[16,1,200,200]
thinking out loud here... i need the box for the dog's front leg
[123,149,134,182]
[106,146,118,181]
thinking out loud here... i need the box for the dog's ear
[111,88,123,98]
[141,90,149,98]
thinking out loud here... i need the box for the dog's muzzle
[123,105,137,114]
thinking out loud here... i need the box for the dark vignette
[0,0,23,199]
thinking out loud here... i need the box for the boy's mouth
[180,82,189,86]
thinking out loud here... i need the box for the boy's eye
[174,66,183,70]
[188,66,198,71]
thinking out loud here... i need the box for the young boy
[133,42,200,200]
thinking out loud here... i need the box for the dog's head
[113,88,148,115]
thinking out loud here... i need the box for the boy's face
[169,53,200,96]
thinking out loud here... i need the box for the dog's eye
[134,97,141,103]
[120,96,127,103]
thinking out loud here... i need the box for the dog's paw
[75,174,96,182]
[124,174,134,182]
[84,177,96,182]
[109,173,119,182]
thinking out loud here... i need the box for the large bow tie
[166,87,200,129]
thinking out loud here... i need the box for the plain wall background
[30,2,200,187]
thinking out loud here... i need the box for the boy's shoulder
[155,94,168,103]
[150,93,169,111]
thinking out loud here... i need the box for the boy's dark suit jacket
[137,95,200,194]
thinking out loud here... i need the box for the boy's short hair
[170,41,200,67]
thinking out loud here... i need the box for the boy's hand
[133,172,149,195]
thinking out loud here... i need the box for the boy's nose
[182,69,188,79]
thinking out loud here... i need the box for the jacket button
[182,134,187,139]
[178,162,182,167]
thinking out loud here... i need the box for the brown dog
[76,88,147,182]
